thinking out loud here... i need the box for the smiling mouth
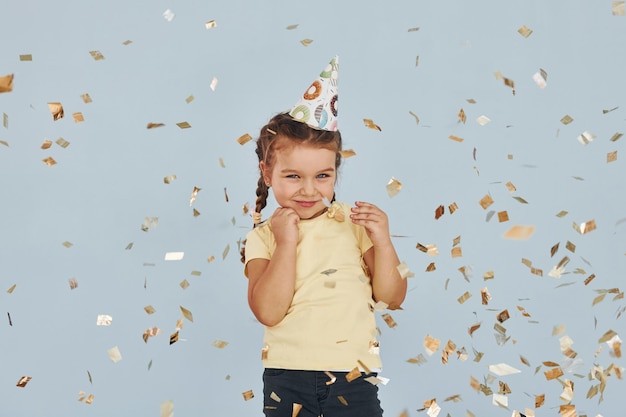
[296,201,317,208]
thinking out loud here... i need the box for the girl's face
[262,143,337,220]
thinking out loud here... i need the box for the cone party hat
[289,55,339,131]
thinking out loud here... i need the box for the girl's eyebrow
[279,167,335,174]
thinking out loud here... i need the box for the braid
[254,175,269,227]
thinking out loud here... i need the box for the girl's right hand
[270,207,300,245]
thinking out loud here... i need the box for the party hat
[289,55,339,131]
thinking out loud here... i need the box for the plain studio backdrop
[1,1,624,416]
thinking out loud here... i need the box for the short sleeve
[243,223,274,278]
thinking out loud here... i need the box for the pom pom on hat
[289,55,339,131]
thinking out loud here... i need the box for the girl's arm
[247,207,300,327]
[351,201,407,309]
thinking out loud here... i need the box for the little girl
[243,56,407,417]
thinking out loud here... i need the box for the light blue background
[1,1,624,416]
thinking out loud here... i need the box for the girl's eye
[286,174,299,179]
[317,173,331,179]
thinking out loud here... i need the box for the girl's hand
[270,207,300,245]
[350,201,392,247]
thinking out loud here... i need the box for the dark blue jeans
[262,368,384,417]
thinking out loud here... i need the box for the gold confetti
[177,121,191,129]
[163,174,177,184]
[107,346,122,363]
[481,287,491,304]
[81,93,92,103]
[381,313,397,328]
[479,194,494,210]
[180,306,194,322]
[577,130,596,145]
[96,314,112,326]
[7,283,16,294]
[424,334,440,355]
[468,323,481,337]
[517,25,533,37]
[339,149,356,158]
[89,50,105,60]
[3,112,7,127]
[0,140,8,147]
[448,134,464,142]
[497,211,509,222]
[409,111,420,125]
[19,54,32,61]
[161,400,174,417]
[300,39,313,46]
[142,327,161,343]
[457,291,471,304]
[610,132,623,142]
[56,137,70,148]
[189,186,201,206]
[497,309,510,323]
[222,244,230,260]
[556,210,568,218]
[205,20,217,29]
[212,340,228,349]
[207,255,215,263]
[544,367,563,380]
[573,219,597,234]
[337,396,348,406]
[72,112,84,123]
[451,246,463,258]
[449,202,459,214]
[62,241,73,248]
[458,108,466,124]
[16,376,32,387]
[242,390,254,401]
[122,40,132,45]
[476,115,490,126]
[512,196,528,204]
[69,277,78,289]
[533,68,548,89]
[345,367,362,382]
[180,279,190,289]
[47,102,64,120]
[41,139,52,149]
[505,182,517,193]
[0,74,13,93]
[607,150,618,163]
[483,270,494,280]
[292,403,303,417]
[237,133,253,145]
[144,305,156,315]
[613,1,625,16]
[363,118,382,131]
[386,177,402,197]
[396,262,414,279]
[169,331,179,345]
[426,262,436,272]
[147,122,165,129]
[224,187,229,202]
[435,205,445,219]
[286,24,299,30]
[503,225,535,240]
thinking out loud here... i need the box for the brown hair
[240,112,343,263]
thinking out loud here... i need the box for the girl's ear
[259,161,269,183]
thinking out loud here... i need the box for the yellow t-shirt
[244,202,382,371]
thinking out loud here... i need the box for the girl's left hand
[350,201,392,247]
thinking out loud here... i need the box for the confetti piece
[533,68,548,89]
[107,346,122,363]
[424,334,440,355]
[212,340,228,349]
[205,20,216,29]
[300,39,313,46]
[3,112,7,127]
[47,102,64,120]
[476,115,490,126]
[397,262,414,279]
[122,40,132,45]
[89,50,104,60]
[610,132,623,142]
[448,202,459,214]
[147,122,165,129]
[177,121,191,129]
[144,305,156,315]
[180,306,193,322]
[163,9,175,21]
[340,149,356,159]
[169,331,179,345]
[19,54,32,61]
[363,118,382,131]
[286,24,299,30]
[81,93,92,103]
[161,400,174,417]
[503,225,535,240]
[607,150,618,163]
[292,403,303,417]
[164,252,184,261]
[517,25,533,37]
[210,77,218,91]
[242,390,254,401]
[577,130,596,145]
[479,194,494,210]
[488,363,520,376]
[72,112,84,123]
[69,277,78,289]
[573,219,597,234]
[222,244,230,260]
[163,174,176,184]
[415,56,420,67]
[497,211,509,222]
[386,177,402,197]
[7,284,16,294]
[613,1,625,15]
[16,376,32,387]
[41,139,52,149]
[425,262,436,272]
[457,291,471,304]
[409,111,420,125]
[0,74,13,93]
[142,327,161,343]
[96,314,112,326]
[381,313,397,328]
[190,186,201,206]
[237,133,253,145]
[56,137,70,148]
[458,108,466,124]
